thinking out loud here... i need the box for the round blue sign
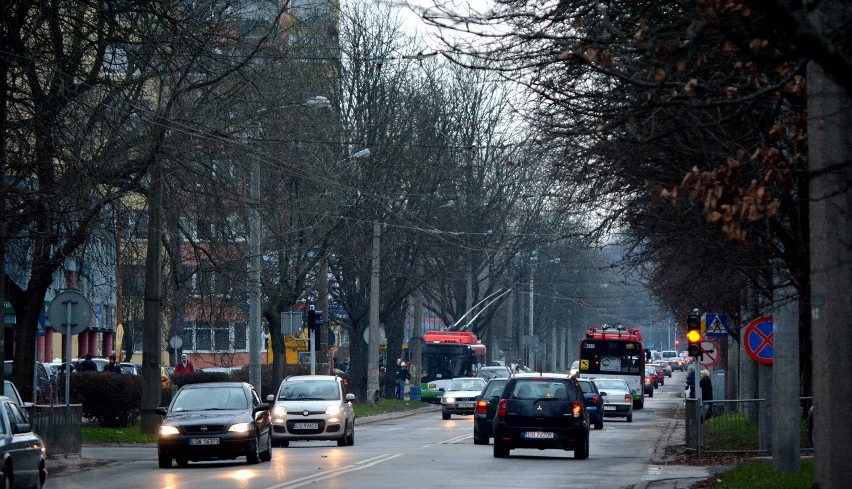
[744,316,774,365]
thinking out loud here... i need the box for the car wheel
[280,440,290,448]
[660,379,664,386]
[337,425,347,447]
[473,433,489,445]
[648,389,653,398]
[246,437,261,464]
[346,421,355,446]
[260,434,273,462]
[158,455,172,469]
[493,438,510,458]
[37,460,46,489]
[442,411,451,420]
[573,434,589,460]
[627,412,633,423]
[175,457,188,467]
[594,419,603,430]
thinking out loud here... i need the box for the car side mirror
[154,407,168,416]
[12,422,31,434]
[599,391,607,397]
[489,395,500,404]
[253,402,270,414]
[438,388,445,392]
[345,393,355,402]
[266,394,275,403]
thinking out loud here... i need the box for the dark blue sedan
[577,378,604,430]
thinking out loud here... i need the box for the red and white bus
[578,325,646,409]
[419,331,486,403]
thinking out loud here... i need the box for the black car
[491,374,590,459]
[0,395,46,488]
[473,378,509,445]
[156,382,272,468]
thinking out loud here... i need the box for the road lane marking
[265,453,402,489]
[440,433,472,444]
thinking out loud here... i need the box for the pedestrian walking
[174,354,195,374]
[77,353,98,372]
[395,362,411,400]
[700,369,714,421]
[104,354,122,373]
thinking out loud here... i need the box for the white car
[592,378,634,422]
[441,377,486,419]
[267,375,355,447]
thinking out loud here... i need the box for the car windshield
[448,379,485,391]
[278,380,339,400]
[477,369,509,380]
[594,380,628,391]
[482,380,508,397]
[511,380,576,400]
[577,381,595,394]
[172,387,248,412]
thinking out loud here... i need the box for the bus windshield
[579,339,643,375]
[421,344,477,383]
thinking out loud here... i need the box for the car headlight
[273,404,288,416]
[442,397,456,404]
[228,422,252,433]
[325,404,341,416]
[160,425,179,436]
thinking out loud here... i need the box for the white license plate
[604,405,616,411]
[293,422,319,430]
[458,403,475,408]
[523,431,555,439]
[189,438,220,446]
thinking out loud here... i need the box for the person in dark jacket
[700,369,714,420]
[104,354,122,373]
[685,368,696,399]
[395,362,411,400]
[77,353,98,372]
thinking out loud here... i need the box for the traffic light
[686,313,702,358]
[306,309,324,351]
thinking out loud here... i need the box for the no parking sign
[744,316,774,365]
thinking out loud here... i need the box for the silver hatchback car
[267,375,355,447]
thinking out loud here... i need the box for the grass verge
[353,398,430,418]
[83,426,157,444]
[709,459,813,488]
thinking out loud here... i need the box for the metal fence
[685,397,814,453]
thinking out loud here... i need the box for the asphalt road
[51,371,713,489]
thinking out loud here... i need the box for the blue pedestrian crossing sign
[702,313,730,337]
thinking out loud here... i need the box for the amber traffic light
[686,313,702,358]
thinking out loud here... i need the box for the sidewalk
[634,398,728,489]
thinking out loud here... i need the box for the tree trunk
[808,2,852,483]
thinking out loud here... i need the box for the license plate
[523,431,555,439]
[458,403,475,408]
[189,438,220,446]
[293,422,319,430]
[604,405,616,411]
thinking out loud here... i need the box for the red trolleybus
[578,325,646,409]
[419,331,486,404]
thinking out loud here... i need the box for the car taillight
[497,399,508,417]
[587,395,600,407]
[624,394,632,403]
[572,400,583,417]
[475,399,488,415]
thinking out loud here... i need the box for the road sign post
[47,290,91,406]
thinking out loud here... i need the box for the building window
[234,322,247,350]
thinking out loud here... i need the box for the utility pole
[140,157,163,435]
[366,221,381,405]
[248,131,261,392]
